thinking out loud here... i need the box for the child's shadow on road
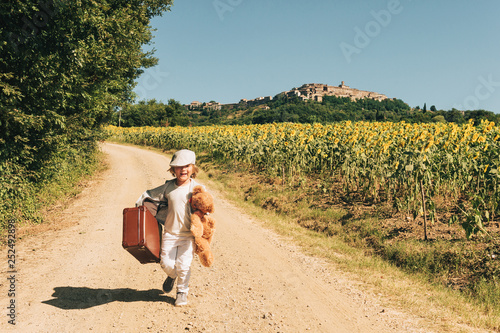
[42,286,174,309]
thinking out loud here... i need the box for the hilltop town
[186,82,389,111]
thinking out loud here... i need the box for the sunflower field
[105,119,500,239]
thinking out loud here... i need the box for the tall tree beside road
[0,0,172,223]
[0,0,172,173]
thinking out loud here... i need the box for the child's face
[174,164,194,186]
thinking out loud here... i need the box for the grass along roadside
[193,155,499,332]
[0,146,106,244]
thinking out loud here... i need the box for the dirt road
[1,143,435,332]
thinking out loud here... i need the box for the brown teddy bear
[190,185,216,267]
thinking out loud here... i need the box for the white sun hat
[169,149,196,167]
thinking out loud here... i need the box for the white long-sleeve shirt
[136,178,204,237]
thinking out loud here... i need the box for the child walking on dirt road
[135,149,204,307]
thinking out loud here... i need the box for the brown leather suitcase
[122,206,161,264]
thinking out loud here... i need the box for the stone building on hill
[188,101,202,109]
[187,101,222,111]
[286,82,388,103]
[186,81,388,110]
[239,95,274,107]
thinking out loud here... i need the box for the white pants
[159,234,195,294]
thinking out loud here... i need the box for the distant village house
[185,81,388,111]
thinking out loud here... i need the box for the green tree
[464,110,500,125]
[444,109,465,124]
[432,115,446,123]
[0,0,173,222]
[0,0,173,174]
[115,99,189,127]
[164,99,189,126]
[118,100,159,127]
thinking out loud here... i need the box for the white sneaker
[175,292,187,306]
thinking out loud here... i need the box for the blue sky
[134,0,500,113]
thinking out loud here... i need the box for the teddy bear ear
[192,185,204,195]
